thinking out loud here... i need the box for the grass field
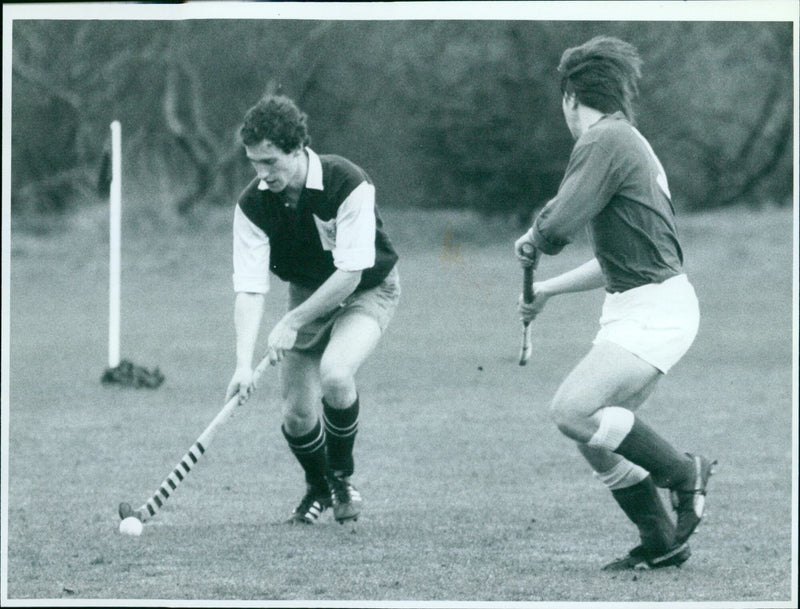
[3,204,797,605]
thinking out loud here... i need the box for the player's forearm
[287,269,362,328]
[233,292,265,368]
[538,258,605,297]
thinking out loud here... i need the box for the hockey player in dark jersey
[514,37,715,569]
[226,95,400,525]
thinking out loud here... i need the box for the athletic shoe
[602,542,691,571]
[327,473,362,523]
[286,485,331,525]
[670,453,717,543]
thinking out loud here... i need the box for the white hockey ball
[119,516,143,536]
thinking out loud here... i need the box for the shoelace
[329,478,350,503]
[297,489,328,513]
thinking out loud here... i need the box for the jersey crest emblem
[312,215,337,250]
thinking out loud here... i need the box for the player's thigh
[321,311,383,379]
[280,350,322,418]
[618,373,660,411]
[553,340,661,420]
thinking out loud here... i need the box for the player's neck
[283,150,309,207]
[574,106,606,138]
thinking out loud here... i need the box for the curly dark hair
[558,36,643,123]
[239,95,311,152]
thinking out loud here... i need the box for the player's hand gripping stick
[518,242,536,366]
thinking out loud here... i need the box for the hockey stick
[118,354,272,523]
[518,243,536,366]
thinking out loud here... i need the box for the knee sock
[282,420,328,490]
[593,457,649,490]
[588,407,693,489]
[611,476,677,554]
[323,396,359,477]
[596,461,677,554]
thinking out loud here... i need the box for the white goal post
[108,120,122,368]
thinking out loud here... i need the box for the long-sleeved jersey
[532,112,683,293]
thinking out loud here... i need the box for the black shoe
[670,454,717,543]
[286,485,331,525]
[602,542,691,571]
[327,472,362,523]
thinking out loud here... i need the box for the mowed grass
[4,205,796,604]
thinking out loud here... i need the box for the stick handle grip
[520,243,536,304]
[518,242,536,366]
[523,266,534,304]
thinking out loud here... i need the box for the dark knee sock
[612,476,676,554]
[615,418,693,489]
[282,420,328,490]
[323,396,359,477]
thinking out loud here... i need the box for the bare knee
[319,362,356,407]
[281,383,319,436]
[282,400,318,436]
[549,388,600,443]
[549,395,580,437]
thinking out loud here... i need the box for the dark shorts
[289,266,400,354]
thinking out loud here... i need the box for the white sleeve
[232,204,270,294]
[332,181,376,271]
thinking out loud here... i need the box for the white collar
[257,147,323,192]
[305,148,323,191]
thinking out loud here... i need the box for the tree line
[11,20,793,224]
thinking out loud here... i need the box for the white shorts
[593,274,700,373]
